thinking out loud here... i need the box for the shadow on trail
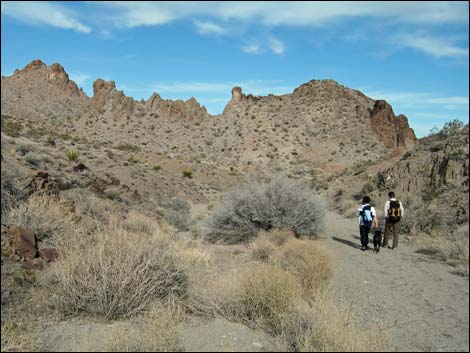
[331,236,360,250]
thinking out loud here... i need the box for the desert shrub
[46,136,56,147]
[251,238,276,262]
[106,305,182,352]
[65,149,79,161]
[1,119,23,137]
[4,194,74,242]
[64,189,110,224]
[224,264,302,332]
[40,221,188,319]
[161,198,191,231]
[153,164,161,171]
[1,165,24,223]
[278,295,386,352]
[123,210,156,235]
[416,225,469,276]
[25,153,43,167]
[1,319,34,352]
[16,143,33,156]
[182,168,193,178]
[273,238,333,297]
[251,232,332,298]
[206,176,324,243]
[115,143,140,152]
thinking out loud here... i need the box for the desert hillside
[1,60,468,353]
[2,59,416,176]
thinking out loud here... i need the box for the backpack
[360,205,374,227]
[388,200,402,223]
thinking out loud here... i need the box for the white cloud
[1,1,91,33]
[153,82,231,93]
[89,1,469,28]
[269,36,285,55]
[242,43,263,54]
[194,20,226,35]
[364,90,469,109]
[394,33,469,58]
[151,79,294,96]
[69,72,92,87]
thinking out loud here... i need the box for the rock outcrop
[146,93,208,121]
[1,59,419,173]
[370,100,417,150]
[85,79,134,118]
[1,59,88,121]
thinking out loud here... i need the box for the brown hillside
[1,59,417,175]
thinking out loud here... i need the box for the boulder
[2,225,38,260]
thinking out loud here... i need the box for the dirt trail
[322,211,469,352]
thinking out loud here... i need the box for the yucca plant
[66,149,79,161]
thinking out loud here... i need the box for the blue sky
[1,1,469,137]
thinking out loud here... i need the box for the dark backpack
[360,205,374,227]
[388,200,402,223]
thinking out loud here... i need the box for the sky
[1,1,469,138]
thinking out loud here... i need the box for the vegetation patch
[206,175,324,243]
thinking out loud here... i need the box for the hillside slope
[2,59,416,176]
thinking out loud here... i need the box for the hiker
[383,191,404,249]
[356,196,379,251]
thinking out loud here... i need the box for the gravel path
[322,211,469,352]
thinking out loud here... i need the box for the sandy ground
[322,211,469,352]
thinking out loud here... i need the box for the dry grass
[4,194,75,242]
[38,211,211,320]
[225,264,302,331]
[278,295,386,352]
[189,231,385,351]
[105,304,183,352]
[64,189,112,224]
[39,220,188,320]
[1,320,34,352]
[252,230,333,297]
[415,225,469,276]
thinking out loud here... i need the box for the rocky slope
[1,59,417,176]
[330,122,469,234]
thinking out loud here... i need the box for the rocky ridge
[1,59,417,174]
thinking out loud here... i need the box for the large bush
[41,220,188,319]
[206,176,324,243]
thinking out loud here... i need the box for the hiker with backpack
[383,191,404,249]
[356,196,379,251]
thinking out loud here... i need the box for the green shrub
[153,165,162,171]
[66,149,79,161]
[127,155,139,164]
[182,168,192,178]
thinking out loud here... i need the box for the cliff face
[370,100,417,150]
